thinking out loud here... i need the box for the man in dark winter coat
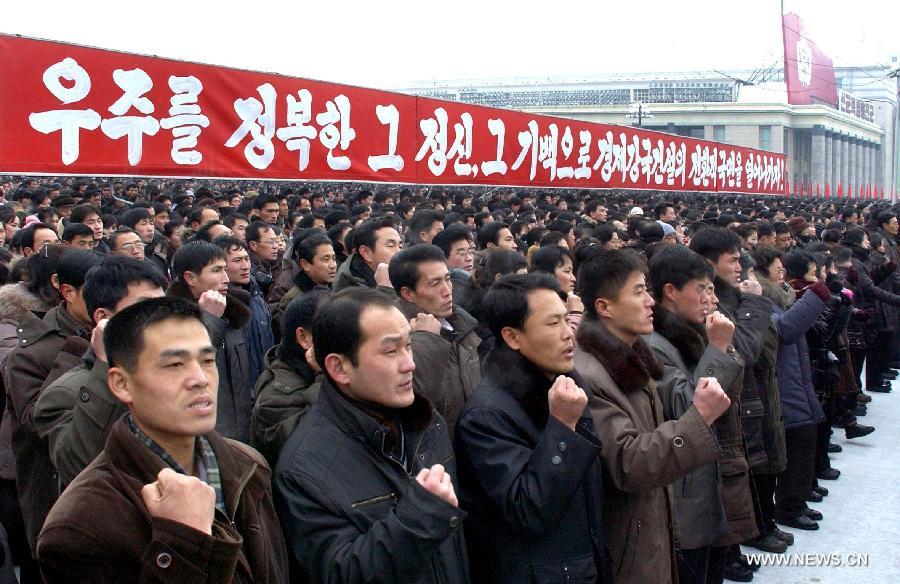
[37,297,289,583]
[34,257,166,489]
[3,248,100,556]
[332,216,402,293]
[573,250,730,584]
[456,273,608,584]
[273,288,469,584]
[252,289,325,467]
[646,246,746,583]
[691,228,785,577]
[390,245,481,435]
[167,241,253,443]
[214,236,275,386]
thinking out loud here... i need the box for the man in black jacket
[167,241,253,443]
[455,273,608,584]
[273,288,469,584]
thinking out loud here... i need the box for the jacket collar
[576,316,662,393]
[268,346,316,387]
[650,304,707,367]
[348,253,377,287]
[104,417,263,520]
[481,343,577,425]
[713,276,741,313]
[758,276,795,309]
[292,269,320,293]
[396,298,479,336]
[316,378,434,454]
[167,280,251,330]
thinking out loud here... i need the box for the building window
[714,126,726,142]
[760,126,772,151]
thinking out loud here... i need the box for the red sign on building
[782,12,838,107]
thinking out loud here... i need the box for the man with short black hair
[214,236,275,387]
[246,220,281,287]
[574,249,729,584]
[333,216,402,292]
[61,222,95,249]
[456,273,607,584]
[34,256,167,487]
[252,194,281,225]
[167,241,254,442]
[19,222,60,256]
[274,288,468,583]
[406,209,445,246]
[477,221,516,251]
[647,246,753,581]
[389,245,481,433]
[37,297,289,582]
[108,228,146,261]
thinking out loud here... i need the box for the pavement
[741,380,900,583]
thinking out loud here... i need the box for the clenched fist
[410,312,441,336]
[566,293,584,314]
[705,311,735,354]
[548,375,588,431]
[198,290,227,319]
[693,377,731,426]
[374,263,392,288]
[415,464,458,507]
[91,318,109,363]
[141,468,215,535]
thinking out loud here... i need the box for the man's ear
[92,307,113,326]
[59,283,77,305]
[593,297,613,319]
[295,327,313,351]
[663,282,678,304]
[358,244,374,265]
[324,353,351,386]
[107,367,134,406]
[50,273,60,292]
[183,270,198,290]
[500,327,522,351]
[299,258,312,273]
[399,287,415,303]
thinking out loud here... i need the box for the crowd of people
[0,174,896,583]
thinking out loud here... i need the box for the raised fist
[91,318,110,363]
[548,375,588,431]
[374,263,392,288]
[693,377,731,426]
[198,290,227,319]
[705,311,735,353]
[415,464,458,508]
[141,468,215,535]
[566,293,585,314]
[410,312,441,336]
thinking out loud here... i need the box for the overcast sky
[3,0,897,90]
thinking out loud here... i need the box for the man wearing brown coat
[37,297,288,583]
[573,250,731,584]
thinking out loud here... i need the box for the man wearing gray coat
[646,246,744,583]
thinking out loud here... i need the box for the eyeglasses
[454,249,476,257]
[772,268,787,275]
[118,242,143,251]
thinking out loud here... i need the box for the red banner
[0,34,786,195]
[782,13,838,107]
